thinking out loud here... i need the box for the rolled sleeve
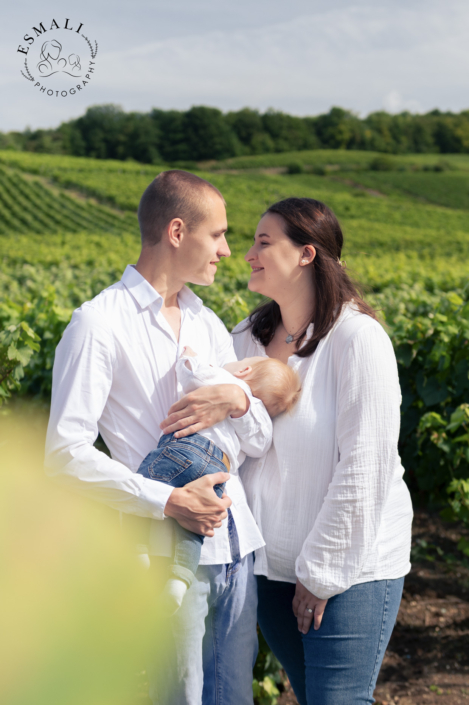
[230,395,272,458]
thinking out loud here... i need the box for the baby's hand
[182,346,197,357]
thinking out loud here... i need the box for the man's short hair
[137,170,225,246]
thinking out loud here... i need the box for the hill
[1,149,468,296]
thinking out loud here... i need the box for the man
[45,170,271,705]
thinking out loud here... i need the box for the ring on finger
[306,608,313,613]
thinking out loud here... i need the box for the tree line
[2,104,469,163]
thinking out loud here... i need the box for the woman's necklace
[284,324,305,344]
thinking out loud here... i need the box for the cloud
[2,0,469,130]
[383,91,422,114]
[96,3,469,115]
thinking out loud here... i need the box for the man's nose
[219,235,231,258]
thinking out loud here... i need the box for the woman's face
[245,213,312,301]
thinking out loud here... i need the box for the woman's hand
[292,578,328,634]
[160,384,250,438]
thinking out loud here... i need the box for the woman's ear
[300,245,316,266]
[231,366,252,379]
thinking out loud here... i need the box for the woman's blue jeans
[257,575,404,705]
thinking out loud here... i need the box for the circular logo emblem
[18,18,98,98]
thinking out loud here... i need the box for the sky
[1,0,468,132]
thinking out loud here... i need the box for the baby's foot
[136,544,150,570]
[136,553,151,570]
[160,578,188,616]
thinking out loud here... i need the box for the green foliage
[205,148,389,171]
[370,155,396,171]
[0,291,72,400]
[445,478,469,555]
[6,105,469,165]
[70,104,163,163]
[0,152,165,213]
[372,286,469,506]
[287,162,304,174]
[252,678,280,705]
[351,170,469,210]
[253,631,283,705]
[0,321,40,405]
[426,402,469,543]
[0,165,138,234]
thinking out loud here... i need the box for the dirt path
[278,511,469,705]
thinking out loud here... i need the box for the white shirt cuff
[141,477,175,520]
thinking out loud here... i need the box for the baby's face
[224,356,266,375]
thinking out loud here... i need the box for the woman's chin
[247,279,262,293]
[248,279,271,297]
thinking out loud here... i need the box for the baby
[136,347,301,614]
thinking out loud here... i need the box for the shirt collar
[177,284,204,315]
[121,265,203,315]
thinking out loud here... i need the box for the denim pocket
[147,446,193,482]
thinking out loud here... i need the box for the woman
[233,197,413,705]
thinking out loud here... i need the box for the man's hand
[292,578,328,634]
[160,384,249,438]
[164,472,232,536]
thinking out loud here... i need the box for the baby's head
[224,356,301,418]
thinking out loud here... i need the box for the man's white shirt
[45,265,270,564]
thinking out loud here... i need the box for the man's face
[180,192,230,286]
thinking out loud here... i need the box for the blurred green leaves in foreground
[0,410,169,705]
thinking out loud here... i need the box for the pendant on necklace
[285,334,294,344]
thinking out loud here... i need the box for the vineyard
[1,147,468,497]
[0,167,137,235]
[1,149,469,704]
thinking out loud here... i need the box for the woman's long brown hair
[246,197,377,358]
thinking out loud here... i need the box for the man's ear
[231,366,252,379]
[167,217,185,248]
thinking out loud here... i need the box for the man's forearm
[45,441,175,520]
[160,384,250,438]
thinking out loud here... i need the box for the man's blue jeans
[257,575,404,705]
[137,432,228,587]
[147,511,258,705]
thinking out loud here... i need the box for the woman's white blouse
[233,306,413,600]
